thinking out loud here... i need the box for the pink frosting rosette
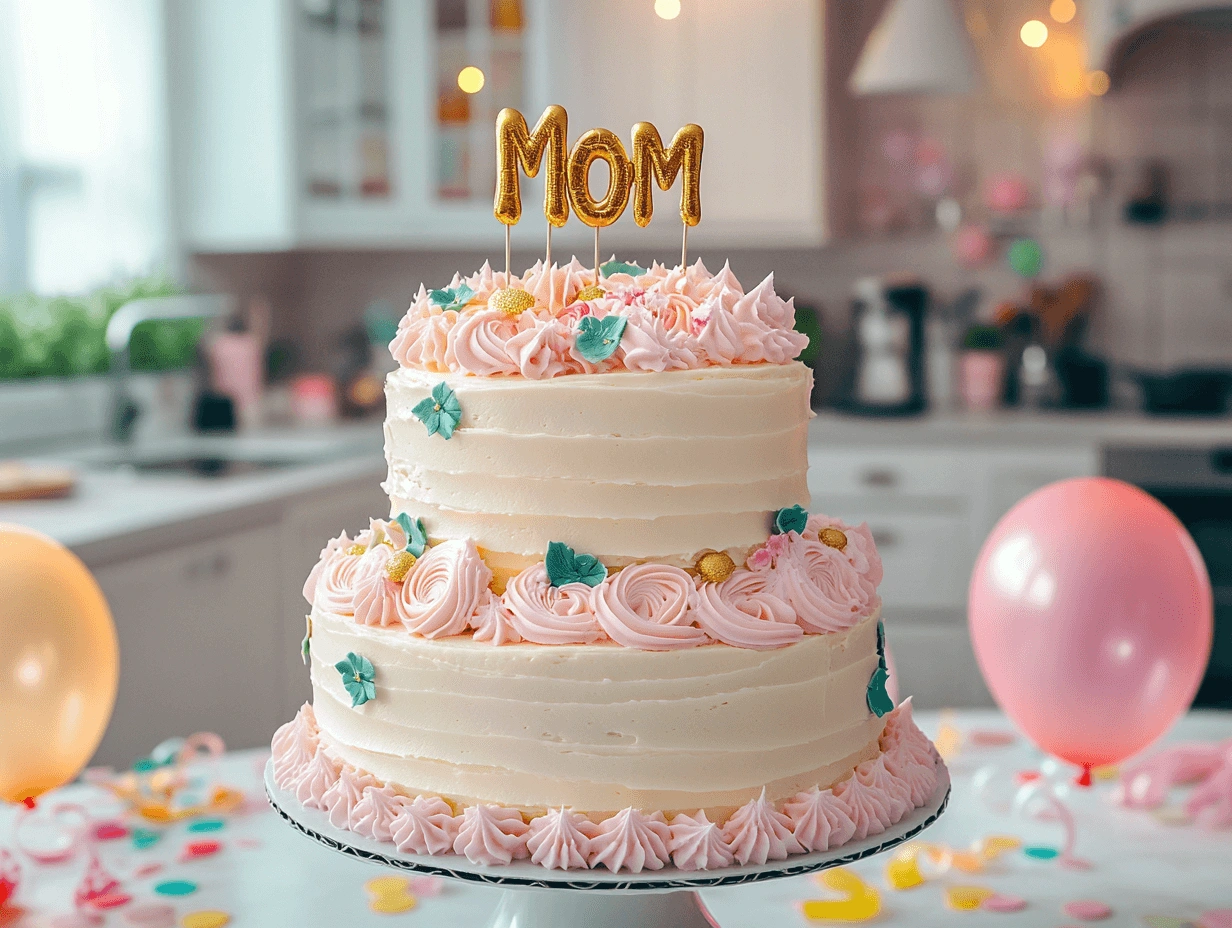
[350,544,400,627]
[721,788,804,866]
[618,304,700,373]
[303,531,353,605]
[783,786,856,852]
[271,703,317,788]
[522,258,592,313]
[322,764,377,831]
[728,275,809,364]
[462,261,516,305]
[525,807,599,870]
[833,769,893,841]
[314,546,365,615]
[503,563,605,645]
[446,308,526,376]
[294,746,340,811]
[668,811,734,871]
[350,783,403,843]
[592,563,709,650]
[587,808,671,873]
[692,570,802,650]
[771,536,878,633]
[390,301,458,372]
[469,590,522,646]
[390,795,460,856]
[805,513,884,588]
[505,312,578,379]
[396,539,492,639]
[452,805,530,865]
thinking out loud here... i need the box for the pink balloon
[884,643,901,706]
[969,478,1212,772]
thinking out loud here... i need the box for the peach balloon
[0,525,118,803]
[969,479,1212,779]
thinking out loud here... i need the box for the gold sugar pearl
[574,284,604,302]
[696,551,736,584]
[491,288,536,317]
[346,544,367,556]
[820,528,848,551]
[385,550,418,583]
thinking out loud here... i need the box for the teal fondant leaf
[412,381,461,439]
[301,632,310,665]
[428,283,475,311]
[395,512,429,557]
[867,666,893,717]
[773,504,809,535]
[544,541,607,588]
[575,315,627,363]
[600,260,643,278]
[336,651,377,708]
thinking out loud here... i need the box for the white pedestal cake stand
[265,760,949,928]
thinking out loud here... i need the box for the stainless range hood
[1088,0,1232,82]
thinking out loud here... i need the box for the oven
[1104,446,1232,709]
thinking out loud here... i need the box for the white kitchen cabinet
[91,524,285,767]
[168,0,825,252]
[809,441,1098,709]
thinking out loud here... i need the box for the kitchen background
[2,0,1231,768]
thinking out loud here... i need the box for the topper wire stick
[504,225,511,281]
[593,227,600,285]
[681,222,688,270]
[546,224,552,269]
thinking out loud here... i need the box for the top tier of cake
[382,257,813,576]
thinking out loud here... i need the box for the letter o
[567,129,632,228]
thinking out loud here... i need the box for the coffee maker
[841,277,927,416]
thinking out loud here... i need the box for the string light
[457,66,485,94]
[1050,0,1076,23]
[1020,20,1048,48]
[1086,70,1110,95]
[654,0,681,20]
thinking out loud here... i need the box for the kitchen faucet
[106,294,232,443]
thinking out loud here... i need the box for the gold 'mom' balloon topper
[493,105,703,280]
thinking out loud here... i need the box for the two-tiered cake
[271,258,938,872]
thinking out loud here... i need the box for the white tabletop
[4,710,1230,927]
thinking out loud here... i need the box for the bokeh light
[1087,70,1111,95]
[457,66,485,94]
[1021,20,1049,48]
[1050,0,1077,24]
[654,0,681,19]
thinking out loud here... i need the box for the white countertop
[809,409,1232,449]
[4,710,1228,927]
[0,422,387,556]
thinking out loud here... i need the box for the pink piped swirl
[618,304,699,373]
[728,275,810,364]
[526,808,599,870]
[592,563,708,650]
[350,784,403,843]
[271,703,317,788]
[303,531,353,605]
[833,769,894,841]
[692,570,802,650]
[452,806,530,866]
[446,308,525,376]
[503,563,605,645]
[668,811,734,871]
[322,764,377,832]
[770,537,877,633]
[314,547,365,615]
[783,786,856,853]
[721,788,804,866]
[294,746,340,811]
[505,313,579,379]
[587,808,671,873]
[395,539,492,638]
[805,513,884,589]
[469,591,522,646]
[350,544,400,627]
[390,795,461,856]
[854,755,914,825]
[390,298,457,372]
[522,258,592,313]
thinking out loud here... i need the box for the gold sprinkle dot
[346,544,367,556]
[386,550,418,583]
[490,288,536,316]
[574,285,604,302]
[820,528,848,551]
[696,551,736,584]
[433,403,441,411]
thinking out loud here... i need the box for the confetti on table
[1064,900,1113,921]
[179,841,221,862]
[50,914,102,928]
[94,821,130,842]
[365,875,416,914]
[187,820,224,834]
[409,875,443,897]
[180,911,229,928]
[235,838,262,850]
[1200,911,1232,928]
[886,850,925,890]
[1015,770,1042,785]
[1023,845,1059,860]
[155,881,198,897]
[125,903,176,928]
[89,892,134,910]
[133,863,164,880]
[975,835,1021,859]
[1153,807,1193,826]
[1092,765,1119,781]
[982,893,1027,913]
[945,886,994,911]
[132,828,162,850]
[800,869,881,922]
[934,712,962,761]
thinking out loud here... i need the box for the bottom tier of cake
[270,699,938,873]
